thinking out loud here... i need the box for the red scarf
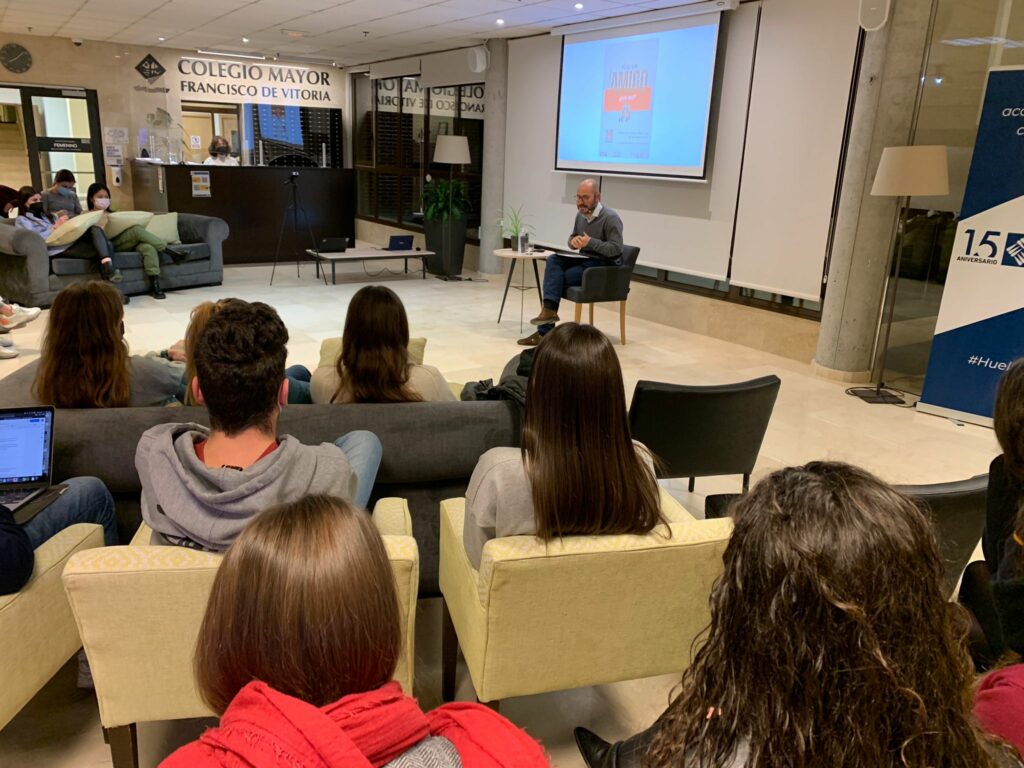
[161,681,549,768]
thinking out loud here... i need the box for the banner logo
[1003,234,1024,267]
[136,54,166,84]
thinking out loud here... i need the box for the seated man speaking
[519,179,624,346]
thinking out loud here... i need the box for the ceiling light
[196,49,267,60]
[575,2,584,8]
[242,37,250,43]
[158,36,166,42]
[281,29,306,39]
[496,18,505,25]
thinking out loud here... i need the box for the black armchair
[564,244,640,344]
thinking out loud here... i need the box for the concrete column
[814,0,935,379]
[478,39,508,275]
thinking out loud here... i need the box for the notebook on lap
[0,406,56,520]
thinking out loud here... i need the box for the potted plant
[422,178,470,278]
[498,205,533,252]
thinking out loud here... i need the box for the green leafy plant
[422,178,470,222]
[497,205,533,239]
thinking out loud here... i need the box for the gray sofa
[0,364,519,595]
[0,213,227,307]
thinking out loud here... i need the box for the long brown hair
[523,323,663,540]
[195,495,401,714]
[34,281,130,408]
[646,462,1016,768]
[332,285,422,404]
[995,359,1024,562]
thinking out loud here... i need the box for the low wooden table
[494,248,551,331]
[305,247,434,284]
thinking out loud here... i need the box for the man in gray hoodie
[137,300,382,551]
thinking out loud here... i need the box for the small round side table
[494,248,551,332]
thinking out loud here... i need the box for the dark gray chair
[894,475,988,597]
[565,244,640,344]
[628,375,781,493]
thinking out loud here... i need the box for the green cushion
[105,211,154,238]
[146,212,180,244]
[46,211,103,246]
[318,337,426,368]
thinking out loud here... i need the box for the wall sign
[919,66,1024,426]
[191,170,211,198]
[37,136,92,152]
[136,54,166,83]
[169,56,343,109]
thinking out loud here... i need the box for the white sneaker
[0,336,13,348]
[0,345,19,359]
[1,305,41,330]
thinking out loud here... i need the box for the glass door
[19,86,104,205]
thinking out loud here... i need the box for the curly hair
[645,462,1015,768]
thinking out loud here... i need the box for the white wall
[503,0,862,298]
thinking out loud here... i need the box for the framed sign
[190,170,211,198]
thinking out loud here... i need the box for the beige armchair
[0,522,105,731]
[62,499,419,768]
[439,490,732,707]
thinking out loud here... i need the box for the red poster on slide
[599,38,659,160]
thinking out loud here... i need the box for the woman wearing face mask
[204,136,239,166]
[14,186,123,284]
[87,183,179,300]
[42,169,83,218]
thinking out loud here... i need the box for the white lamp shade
[433,135,471,165]
[871,145,950,197]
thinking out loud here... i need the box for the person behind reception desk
[42,169,83,218]
[204,135,239,167]
[518,178,623,347]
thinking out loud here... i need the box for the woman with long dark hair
[462,322,663,569]
[14,185,122,283]
[42,168,82,218]
[32,282,183,408]
[310,285,454,404]
[162,495,548,767]
[575,462,1022,768]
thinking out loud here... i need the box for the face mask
[215,146,229,156]
[58,186,75,197]
[28,202,44,216]
[94,197,111,210]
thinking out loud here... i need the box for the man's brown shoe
[518,331,542,346]
[530,308,559,326]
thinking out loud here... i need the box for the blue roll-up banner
[920,67,1024,426]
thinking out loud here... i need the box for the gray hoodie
[137,422,356,551]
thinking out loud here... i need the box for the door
[19,86,104,203]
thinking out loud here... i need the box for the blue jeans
[286,364,313,404]
[540,254,610,335]
[22,476,118,548]
[334,431,383,510]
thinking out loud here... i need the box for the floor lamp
[432,135,471,281]
[851,145,949,404]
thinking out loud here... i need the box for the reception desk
[131,161,356,266]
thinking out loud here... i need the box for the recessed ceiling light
[158,36,166,42]
[242,37,250,43]
[281,29,306,39]
[574,2,584,8]
[496,18,505,25]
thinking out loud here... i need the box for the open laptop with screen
[0,406,55,513]
[386,235,414,251]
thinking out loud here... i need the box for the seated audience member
[0,476,117,595]
[574,462,1023,768]
[311,285,455,404]
[138,301,381,551]
[42,169,83,218]
[14,186,122,283]
[204,135,239,166]
[0,184,18,217]
[32,282,183,408]
[180,300,313,405]
[463,322,663,570]
[161,495,548,767]
[975,664,1024,755]
[87,182,180,300]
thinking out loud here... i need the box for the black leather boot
[149,276,166,300]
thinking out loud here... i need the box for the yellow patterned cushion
[45,210,103,246]
[146,212,180,243]
[104,210,154,238]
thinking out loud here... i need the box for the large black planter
[424,216,467,277]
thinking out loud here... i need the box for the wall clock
[0,43,32,74]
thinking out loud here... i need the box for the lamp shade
[433,135,471,165]
[871,145,950,197]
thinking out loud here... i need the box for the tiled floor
[0,261,997,766]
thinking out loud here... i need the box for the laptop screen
[0,407,53,486]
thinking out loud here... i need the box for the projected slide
[557,15,720,179]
